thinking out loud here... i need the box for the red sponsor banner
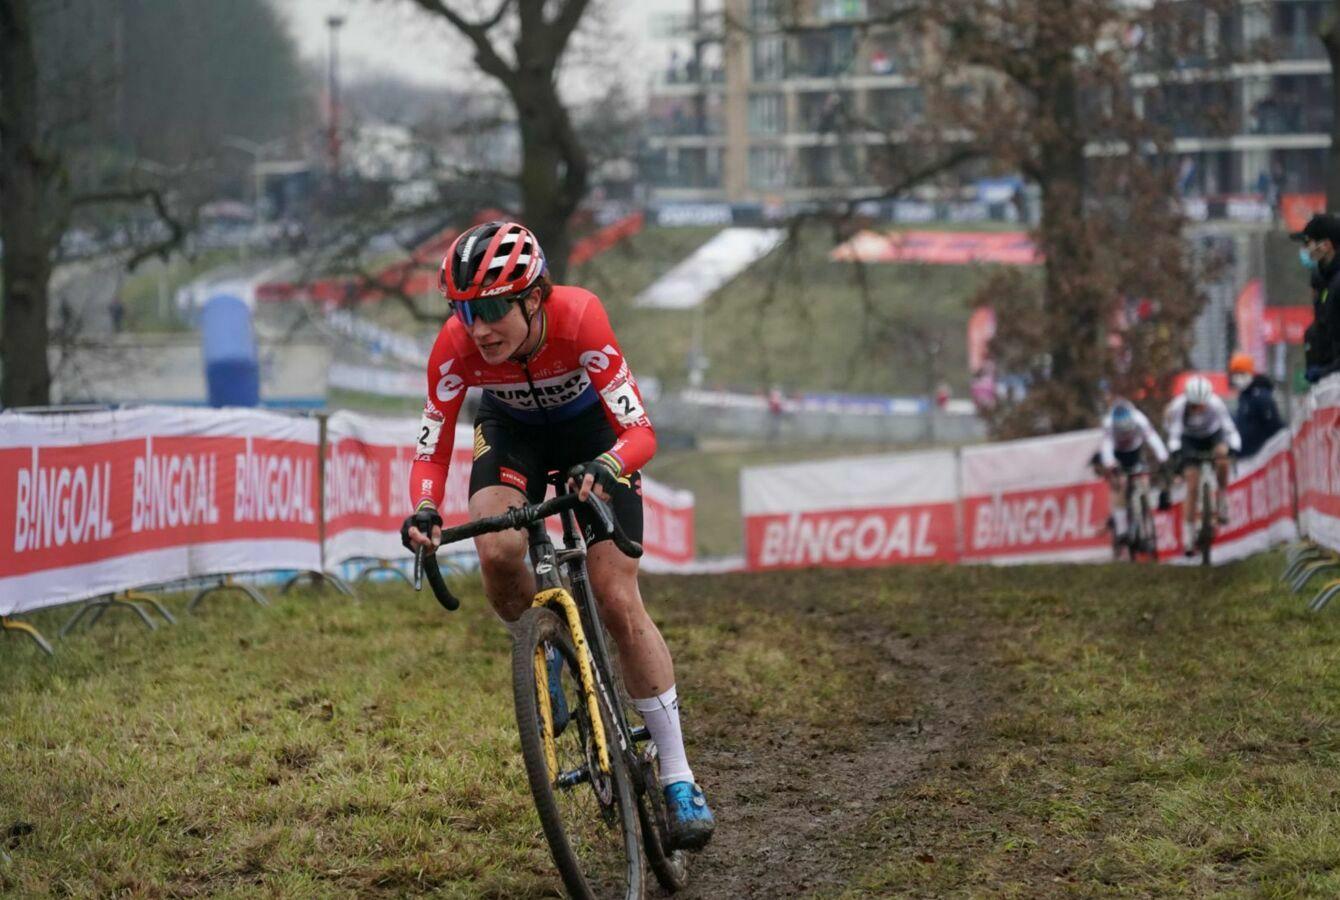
[1262,306,1313,346]
[1,408,321,614]
[322,412,696,569]
[1281,193,1328,234]
[745,503,956,570]
[963,481,1108,560]
[967,306,996,373]
[1293,376,1340,551]
[831,229,1041,266]
[1235,279,1266,370]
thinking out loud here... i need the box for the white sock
[633,686,694,786]
[1112,507,1128,535]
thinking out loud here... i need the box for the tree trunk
[511,71,588,283]
[1324,2,1340,211]
[1033,55,1103,429]
[0,0,55,407]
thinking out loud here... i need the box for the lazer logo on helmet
[478,284,516,297]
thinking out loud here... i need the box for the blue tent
[200,294,259,407]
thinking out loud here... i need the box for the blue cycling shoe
[663,781,715,850]
[545,644,570,737]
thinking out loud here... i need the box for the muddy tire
[512,607,644,900]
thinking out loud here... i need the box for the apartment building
[642,0,1333,210]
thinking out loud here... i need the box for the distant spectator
[766,385,785,439]
[1290,214,1340,383]
[933,382,951,410]
[1228,352,1283,458]
[109,295,125,333]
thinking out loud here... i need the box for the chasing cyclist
[399,221,715,850]
[1098,399,1168,554]
[1164,375,1242,555]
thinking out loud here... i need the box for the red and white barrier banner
[323,412,473,566]
[322,412,697,570]
[960,430,1109,564]
[1152,428,1297,563]
[1295,374,1340,553]
[1,407,321,615]
[741,450,958,571]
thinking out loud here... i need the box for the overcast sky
[276,0,653,93]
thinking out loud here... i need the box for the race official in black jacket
[1291,214,1340,382]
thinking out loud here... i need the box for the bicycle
[1178,450,1223,567]
[413,475,687,900]
[1113,462,1159,562]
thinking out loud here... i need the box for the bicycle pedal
[630,725,650,744]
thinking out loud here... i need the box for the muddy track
[672,607,996,899]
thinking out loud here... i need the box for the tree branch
[70,185,188,271]
[408,0,515,82]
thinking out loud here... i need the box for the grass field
[4,553,1338,897]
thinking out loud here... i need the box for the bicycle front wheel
[512,607,644,900]
[1200,481,1214,566]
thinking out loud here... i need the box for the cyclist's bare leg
[470,486,536,623]
[1107,469,1128,547]
[1213,444,1231,489]
[586,542,674,698]
[1183,464,1201,544]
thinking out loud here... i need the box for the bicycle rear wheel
[512,607,644,900]
[1139,494,1158,562]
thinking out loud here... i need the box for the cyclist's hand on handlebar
[401,504,443,552]
[567,458,619,502]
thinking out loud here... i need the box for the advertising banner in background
[741,450,959,570]
[1,407,321,615]
[1294,374,1340,553]
[324,413,474,566]
[323,413,698,571]
[960,430,1109,564]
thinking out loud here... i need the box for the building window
[817,0,867,21]
[748,146,788,190]
[752,35,785,82]
[748,93,786,135]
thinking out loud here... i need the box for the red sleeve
[576,297,657,475]
[408,331,469,510]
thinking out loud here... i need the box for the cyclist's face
[467,294,538,364]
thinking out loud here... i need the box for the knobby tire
[512,607,644,900]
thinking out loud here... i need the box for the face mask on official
[1300,247,1319,271]
[1230,373,1252,390]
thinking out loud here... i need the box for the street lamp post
[326,15,346,180]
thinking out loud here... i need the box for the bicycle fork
[532,587,614,782]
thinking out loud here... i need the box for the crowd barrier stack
[1,406,698,654]
[1286,374,1340,609]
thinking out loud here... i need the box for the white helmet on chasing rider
[1183,375,1214,405]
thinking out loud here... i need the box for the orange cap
[1229,352,1255,375]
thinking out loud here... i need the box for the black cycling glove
[568,457,620,495]
[400,505,443,551]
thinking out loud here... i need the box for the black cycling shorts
[468,397,643,545]
[1182,430,1225,460]
[1113,447,1145,472]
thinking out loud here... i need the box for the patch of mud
[672,607,996,898]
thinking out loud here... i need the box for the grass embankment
[579,224,1000,398]
[4,554,1336,896]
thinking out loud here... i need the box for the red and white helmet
[438,220,547,302]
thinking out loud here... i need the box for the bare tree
[406,0,593,280]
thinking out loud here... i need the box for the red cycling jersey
[409,285,656,510]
